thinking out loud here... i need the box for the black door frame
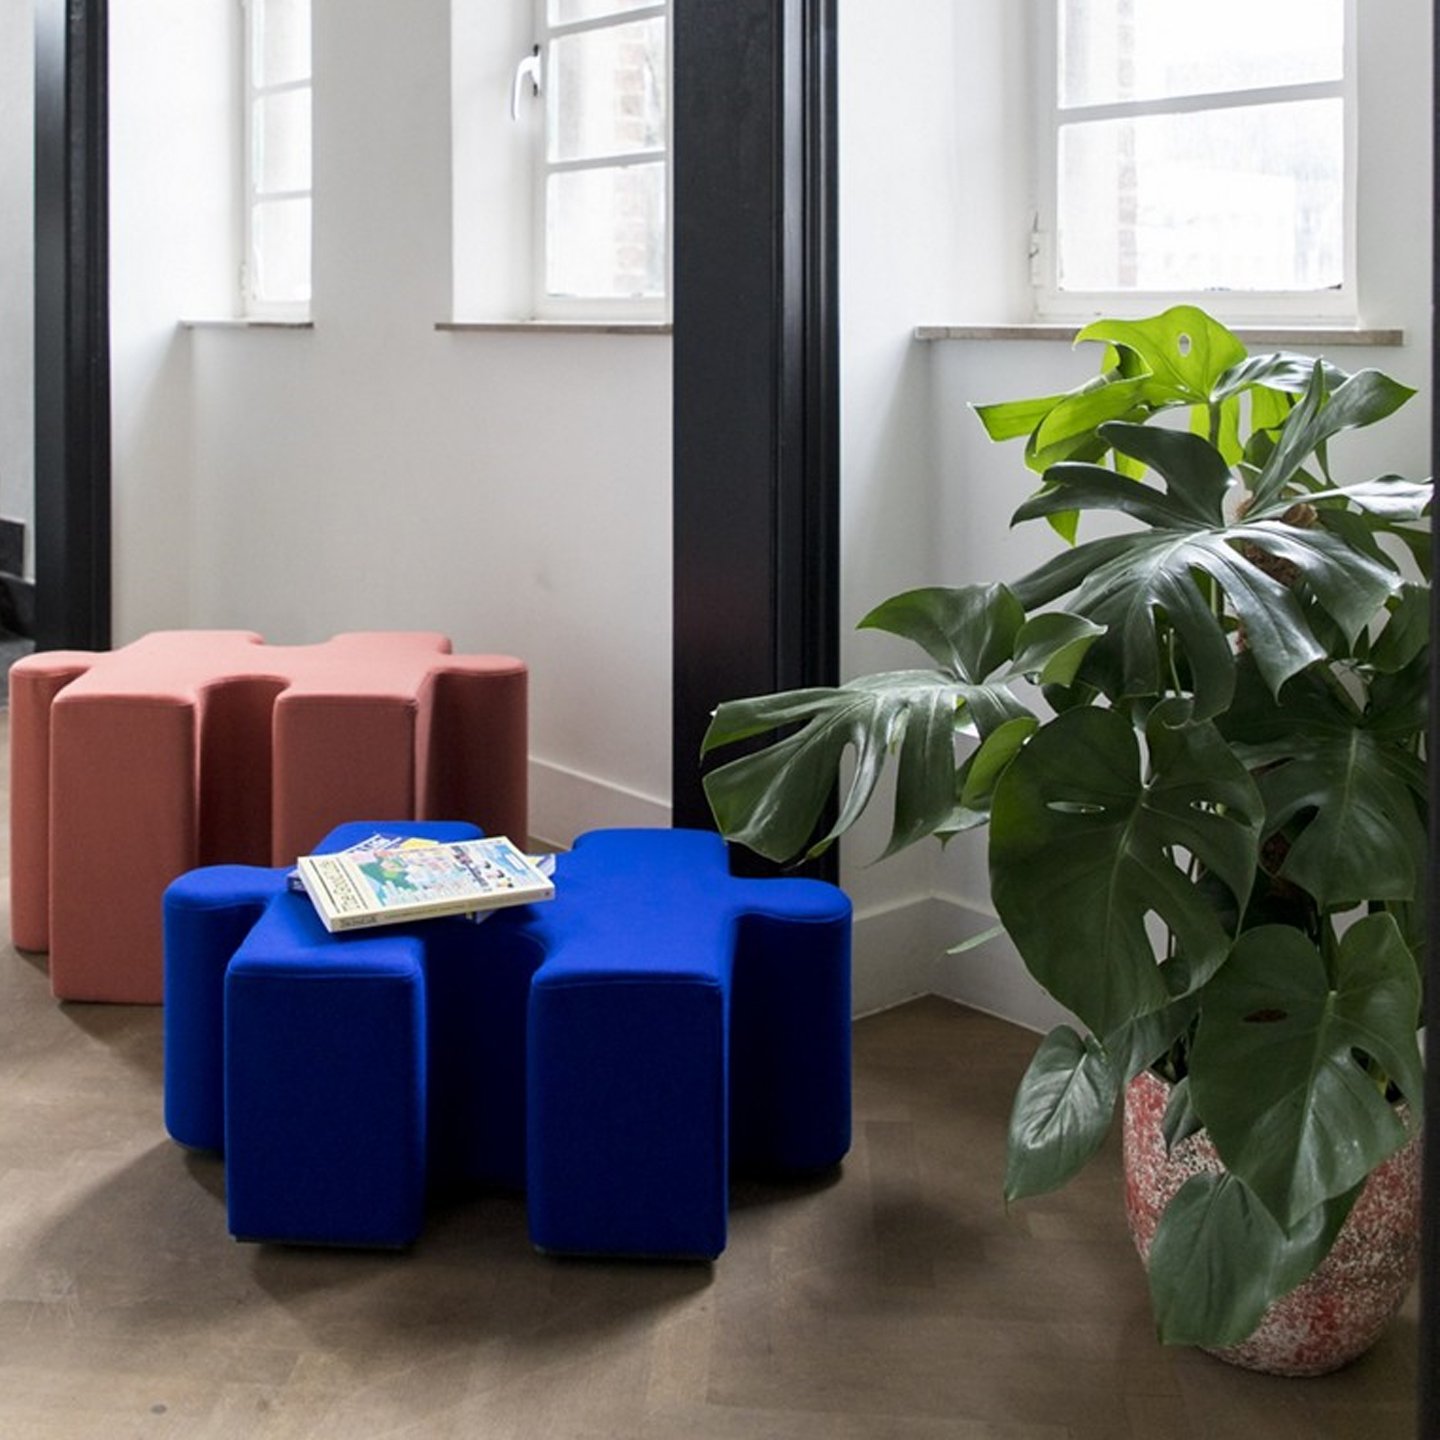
[1421,8,1440,1432]
[33,0,111,652]
[670,0,839,879]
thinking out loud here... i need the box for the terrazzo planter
[1122,1069,1422,1376]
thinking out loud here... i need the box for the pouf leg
[728,886,853,1174]
[225,929,428,1247]
[50,695,198,1002]
[527,977,728,1259]
[163,865,289,1151]
[8,654,94,954]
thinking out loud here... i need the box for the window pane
[254,88,312,194]
[548,18,666,164]
[550,0,657,25]
[1060,0,1342,107]
[546,163,665,299]
[1057,98,1343,292]
[252,197,311,304]
[254,0,311,89]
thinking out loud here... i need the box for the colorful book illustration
[295,836,556,933]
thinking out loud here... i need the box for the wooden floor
[0,719,1421,1438]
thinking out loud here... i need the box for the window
[242,0,312,317]
[449,0,670,324]
[535,0,668,317]
[1037,0,1353,318]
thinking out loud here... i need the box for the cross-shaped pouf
[11,632,526,1003]
[163,824,852,1258]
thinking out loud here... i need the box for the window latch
[510,44,542,121]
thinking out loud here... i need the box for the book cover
[295,836,555,933]
[286,832,436,892]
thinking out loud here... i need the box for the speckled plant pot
[1122,1069,1422,1376]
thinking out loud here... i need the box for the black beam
[34,0,111,651]
[1421,8,1439,1433]
[671,0,839,873]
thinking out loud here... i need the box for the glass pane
[1057,98,1343,292]
[252,197,312,304]
[548,18,666,164]
[254,0,311,88]
[1060,0,1342,107]
[550,0,657,25]
[254,88,312,195]
[546,163,665,299]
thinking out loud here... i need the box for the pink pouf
[11,631,527,1003]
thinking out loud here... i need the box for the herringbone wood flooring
[0,716,1419,1437]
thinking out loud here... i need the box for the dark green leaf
[1009,612,1107,687]
[1161,1075,1204,1152]
[859,583,1023,685]
[1369,584,1430,675]
[958,716,1038,813]
[702,672,972,863]
[1147,1172,1359,1347]
[988,705,1263,1037]
[1101,421,1234,524]
[1004,1026,1120,1201]
[1221,659,1426,909]
[1250,364,1416,512]
[1189,915,1422,1227]
[1105,998,1198,1084]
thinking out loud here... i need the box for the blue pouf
[163,825,852,1257]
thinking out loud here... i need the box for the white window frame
[241,0,312,320]
[527,0,671,323]
[1033,0,1358,323]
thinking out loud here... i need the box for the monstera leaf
[972,307,1363,479]
[1220,657,1427,909]
[988,703,1264,1038]
[973,307,1249,473]
[700,584,1103,863]
[1247,361,1416,512]
[1004,1025,1120,1202]
[1003,1000,1197,1205]
[1011,422,1402,718]
[1146,1172,1359,1347]
[1189,915,1424,1229]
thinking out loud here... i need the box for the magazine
[286,832,435,891]
[295,836,556,933]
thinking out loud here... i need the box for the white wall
[108,0,672,849]
[838,0,1434,1029]
[0,0,34,571]
[108,0,1432,1024]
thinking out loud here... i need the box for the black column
[34,0,111,651]
[671,0,839,873]
[1422,8,1440,1436]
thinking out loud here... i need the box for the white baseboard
[854,893,1075,1035]
[528,757,670,850]
[850,896,944,1017]
[525,762,1071,1037]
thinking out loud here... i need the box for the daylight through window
[244,0,312,316]
[532,0,669,317]
[1045,0,1350,310]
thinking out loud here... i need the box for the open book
[295,835,555,933]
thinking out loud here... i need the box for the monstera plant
[700,307,1429,1351]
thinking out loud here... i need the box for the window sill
[915,323,1406,347]
[180,317,314,330]
[436,320,672,336]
